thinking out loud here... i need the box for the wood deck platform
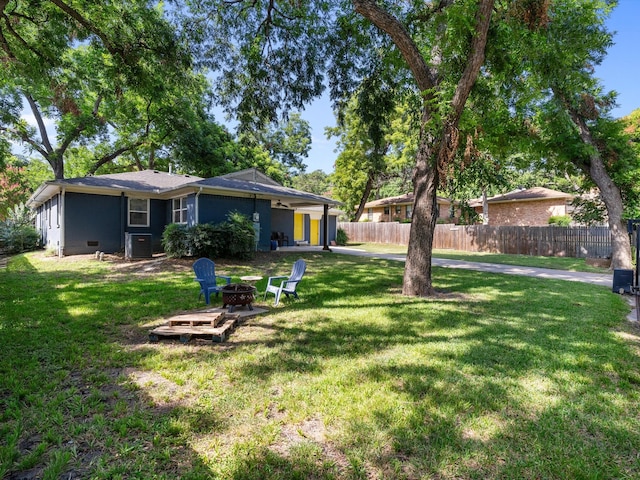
[149,311,241,343]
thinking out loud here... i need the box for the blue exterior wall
[319,215,337,245]
[330,216,337,243]
[35,189,335,256]
[64,192,122,255]
[271,209,294,246]
[62,193,169,255]
[124,198,167,252]
[198,194,272,250]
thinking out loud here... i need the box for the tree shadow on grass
[2,251,637,479]
[215,254,639,478]
[0,254,227,479]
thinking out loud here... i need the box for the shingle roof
[469,187,573,207]
[55,170,203,192]
[364,193,451,208]
[28,168,338,207]
[194,176,338,206]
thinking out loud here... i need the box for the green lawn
[343,242,612,273]
[1,251,638,479]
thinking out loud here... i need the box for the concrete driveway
[329,246,613,287]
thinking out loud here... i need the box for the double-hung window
[172,197,188,224]
[128,198,149,227]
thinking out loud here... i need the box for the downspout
[195,187,202,225]
[120,193,125,252]
[59,188,65,257]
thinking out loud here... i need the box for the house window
[128,198,149,226]
[395,205,402,217]
[384,206,390,215]
[172,197,188,224]
[367,208,373,221]
[405,205,412,219]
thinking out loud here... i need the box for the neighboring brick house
[361,193,457,222]
[470,187,573,226]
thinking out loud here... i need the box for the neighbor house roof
[27,168,339,209]
[468,187,573,207]
[364,193,452,208]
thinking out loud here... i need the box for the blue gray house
[27,168,341,256]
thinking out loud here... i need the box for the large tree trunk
[587,155,632,270]
[403,127,439,296]
[355,0,494,296]
[568,112,632,270]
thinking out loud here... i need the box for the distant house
[469,187,574,226]
[361,193,457,223]
[27,168,340,256]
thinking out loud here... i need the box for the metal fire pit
[221,284,256,312]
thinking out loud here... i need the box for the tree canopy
[0,0,216,179]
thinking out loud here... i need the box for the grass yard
[1,250,639,479]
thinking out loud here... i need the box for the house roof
[27,168,339,209]
[468,187,573,207]
[364,193,452,208]
[194,175,339,208]
[28,170,204,206]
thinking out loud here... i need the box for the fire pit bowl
[221,284,256,312]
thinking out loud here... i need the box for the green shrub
[548,215,572,226]
[162,212,256,260]
[0,223,39,254]
[336,228,348,246]
[161,223,189,258]
[189,223,225,258]
[219,211,255,260]
[0,203,39,254]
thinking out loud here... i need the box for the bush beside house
[0,203,40,254]
[162,211,256,260]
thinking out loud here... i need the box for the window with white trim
[128,198,149,226]
[172,197,188,224]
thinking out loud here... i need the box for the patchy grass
[0,250,637,479]
[344,243,611,273]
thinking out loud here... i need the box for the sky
[300,0,640,174]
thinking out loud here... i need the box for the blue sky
[302,0,640,174]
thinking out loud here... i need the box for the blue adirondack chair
[264,259,306,306]
[193,258,232,305]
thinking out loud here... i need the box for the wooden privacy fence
[338,222,613,258]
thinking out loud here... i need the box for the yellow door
[310,219,320,245]
[294,213,304,241]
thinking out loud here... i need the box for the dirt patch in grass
[125,367,197,410]
[35,251,292,279]
[272,417,352,475]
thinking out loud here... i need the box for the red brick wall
[485,199,568,226]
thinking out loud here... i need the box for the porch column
[323,204,331,251]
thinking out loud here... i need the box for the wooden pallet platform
[168,312,227,327]
[149,312,240,343]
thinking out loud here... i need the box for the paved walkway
[328,246,613,287]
